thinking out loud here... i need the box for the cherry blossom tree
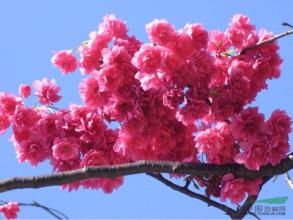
[0,14,293,219]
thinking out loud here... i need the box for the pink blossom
[11,105,39,129]
[79,47,102,74]
[211,94,241,121]
[228,69,250,102]
[146,19,175,46]
[79,32,111,74]
[18,84,31,98]
[230,107,265,142]
[0,92,22,115]
[33,78,62,105]
[97,65,125,93]
[171,32,194,58]
[208,30,230,53]
[226,14,257,50]
[36,112,63,139]
[69,105,106,140]
[103,97,137,122]
[161,51,184,72]
[235,136,270,170]
[0,202,20,220]
[51,50,78,74]
[267,110,292,136]
[99,14,128,39]
[52,138,80,161]
[266,110,291,165]
[0,113,10,135]
[228,60,254,79]
[79,77,106,107]
[15,140,48,166]
[268,136,289,166]
[102,46,131,65]
[132,44,162,73]
[220,174,262,204]
[184,23,208,49]
[195,123,238,164]
[135,71,163,91]
[114,36,142,57]
[113,118,149,158]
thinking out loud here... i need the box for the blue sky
[0,0,292,219]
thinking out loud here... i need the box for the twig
[282,22,293,29]
[147,173,237,218]
[0,200,68,219]
[285,172,293,190]
[0,152,292,193]
[247,209,262,220]
[239,28,293,55]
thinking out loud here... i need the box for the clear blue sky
[0,0,292,219]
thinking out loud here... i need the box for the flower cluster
[0,14,291,211]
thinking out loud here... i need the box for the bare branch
[0,200,68,219]
[239,28,293,55]
[0,152,292,193]
[147,173,237,218]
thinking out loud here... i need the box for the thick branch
[239,28,293,55]
[147,173,237,218]
[0,152,292,193]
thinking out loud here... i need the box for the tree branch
[0,153,293,192]
[239,28,293,55]
[147,173,237,218]
[0,152,292,193]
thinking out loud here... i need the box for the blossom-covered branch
[1,14,293,219]
[0,152,292,193]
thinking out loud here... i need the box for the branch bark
[0,152,292,193]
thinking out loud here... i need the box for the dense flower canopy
[0,14,292,213]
